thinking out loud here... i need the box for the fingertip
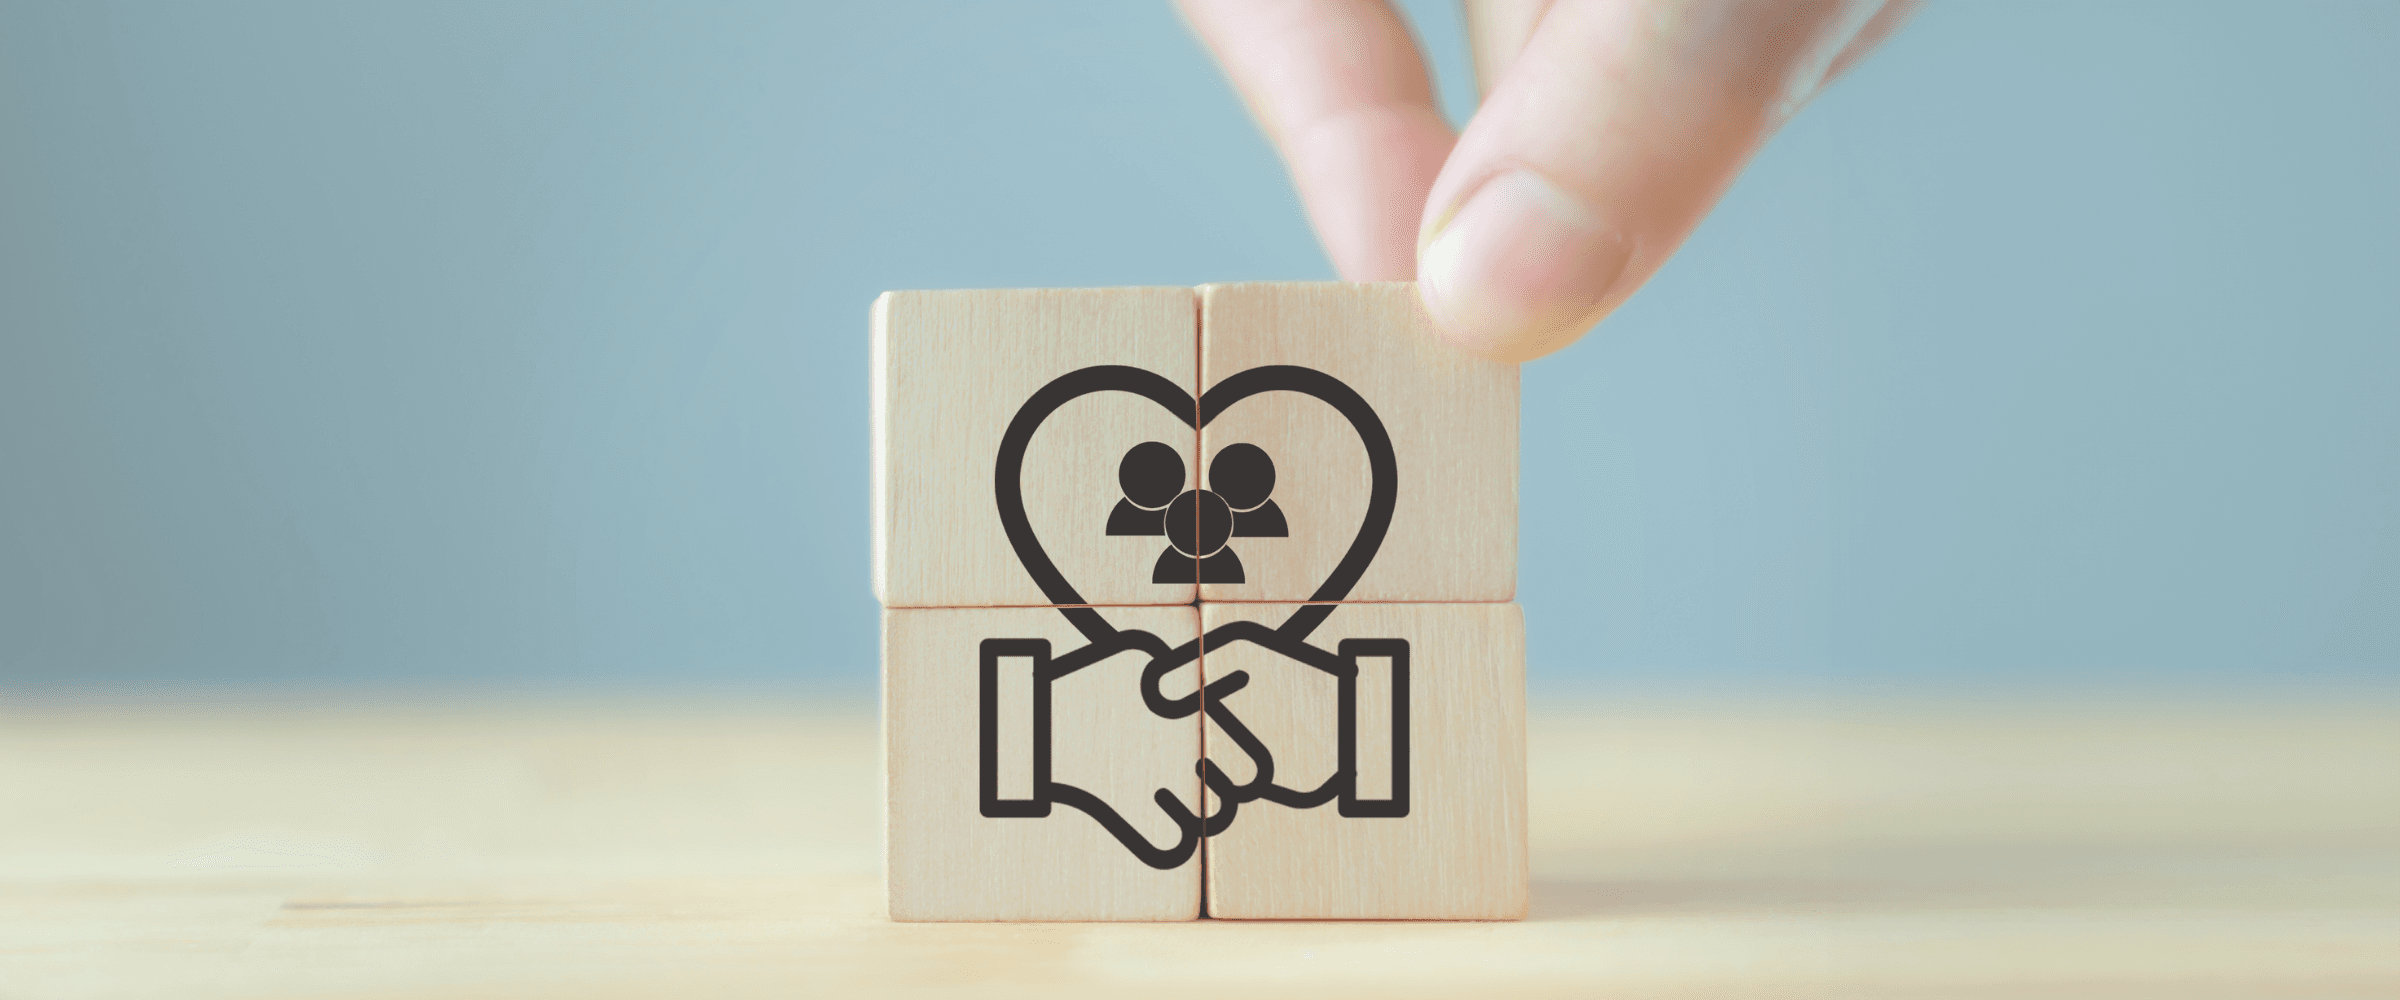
[1420,292,1605,363]
[1421,299,1604,363]
[1179,0,1452,282]
[1416,169,1630,363]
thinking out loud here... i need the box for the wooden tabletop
[3,693,2394,998]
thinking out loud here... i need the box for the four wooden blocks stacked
[875,283,1524,921]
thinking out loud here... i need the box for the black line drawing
[1336,639,1410,818]
[980,364,1410,869]
[978,635,1210,871]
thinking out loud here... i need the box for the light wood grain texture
[1195,282,1516,604]
[5,694,2395,997]
[874,288,1199,608]
[1201,602,1528,919]
[885,606,1203,921]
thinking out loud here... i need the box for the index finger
[1179,0,1456,281]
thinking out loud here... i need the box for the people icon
[1105,440,1286,584]
[1210,443,1288,540]
[1105,441,1183,537]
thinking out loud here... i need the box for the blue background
[3,1,2394,696]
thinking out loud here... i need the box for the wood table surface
[3,693,2394,998]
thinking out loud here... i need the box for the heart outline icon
[993,363,1397,645]
[978,363,1400,870]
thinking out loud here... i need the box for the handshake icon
[976,614,1411,870]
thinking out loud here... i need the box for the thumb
[1419,0,1915,361]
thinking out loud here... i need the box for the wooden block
[884,605,1204,921]
[1199,601,1526,920]
[1194,282,1516,604]
[874,288,1199,608]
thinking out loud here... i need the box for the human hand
[1180,0,1916,362]
[1190,619,1350,821]
[982,629,1210,870]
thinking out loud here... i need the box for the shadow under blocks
[875,283,1522,921]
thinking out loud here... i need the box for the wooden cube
[884,605,1204,921]
[873,288,1199,609]
[877,282,1525,923]
[1194,282,1517,604]
[1199,601,1527,920]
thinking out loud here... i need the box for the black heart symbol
[993,364,1396,644]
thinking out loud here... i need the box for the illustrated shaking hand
[979,632,1211,869]
[1194,619,1412,834]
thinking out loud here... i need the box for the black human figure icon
[1211,443,1288,540]
[1104,441,1182,537]
[1104,441,1286,584]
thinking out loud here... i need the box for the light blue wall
[3,2,2394,694]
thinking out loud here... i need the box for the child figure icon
[1106,441,1287,584]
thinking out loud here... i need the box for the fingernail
[1418,169,1631,362]
[1775,0,1885,124]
